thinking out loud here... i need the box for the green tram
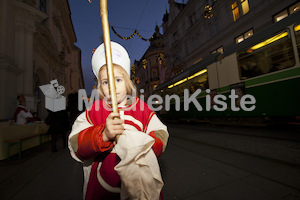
[153,11,300,125]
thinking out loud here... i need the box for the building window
[232,2,240,21]
[274,10,288,22]
[39,0,47,13]
[241,0,249,15]
[232,0,250,22]
[244,29,253,39]
[235,29,253,43]
[289,2,300,14]
[211,46,224,54]
[274,2,300,22]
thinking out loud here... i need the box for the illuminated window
[274,2,300,22]
[244,29,253,39]
[236,29,253,43]
[211,46,224,54]
[236,35,244,43]
[241,0,249,14]
[274,10,288,22]
[238,30,295,79]
[232,2,240,21]
[289,2,300,14]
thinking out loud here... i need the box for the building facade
[0,0,84,121]
[133,25,166,99]
[162,0,299,79]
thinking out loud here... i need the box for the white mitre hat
[92,41,131,79]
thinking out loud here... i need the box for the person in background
[46,109,70,152]
[13,95,33,125]
[31,112,41,122]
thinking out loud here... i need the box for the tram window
[237,30,295,79]
[189,73,208,93]
[294,23,300,60]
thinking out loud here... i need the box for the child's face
[99,65,127,106]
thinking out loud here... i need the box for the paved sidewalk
[0,141,83,200]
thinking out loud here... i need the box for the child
[68,41,169,200]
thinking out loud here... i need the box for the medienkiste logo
[39,79,66,112]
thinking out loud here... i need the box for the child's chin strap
[100,0,120,142]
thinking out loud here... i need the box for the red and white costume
[13,105,33,125]
[68,98,168,200]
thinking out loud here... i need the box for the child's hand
[103,112,124,142]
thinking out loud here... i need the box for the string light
[111,26,153,41]
[87,1,154,41]
[205,5,213,19]
[142,59,147,69]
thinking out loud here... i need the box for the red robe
[69,98,168,200]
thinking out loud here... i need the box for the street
[1,124,300,200]
[161,124,300,200]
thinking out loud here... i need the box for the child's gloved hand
[103,112,124,142]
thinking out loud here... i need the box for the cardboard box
[45,95,66,112]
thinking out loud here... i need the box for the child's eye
[116,78,122,83]
[102,80,108,85]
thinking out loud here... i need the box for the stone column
[23,24,35,96]
[14,21,26,94]
[0,0,8,54]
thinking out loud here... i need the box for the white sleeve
[146,114,168,135]
[146,114,169,152]
[68,111,93,162]
[20,110,33,119]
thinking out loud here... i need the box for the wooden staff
[100,0,120,141]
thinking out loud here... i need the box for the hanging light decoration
[142,59,147,69]
[111,26,153,41]
[111,27,137,40]
[88,0,154,41]
[204,5,213,19]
